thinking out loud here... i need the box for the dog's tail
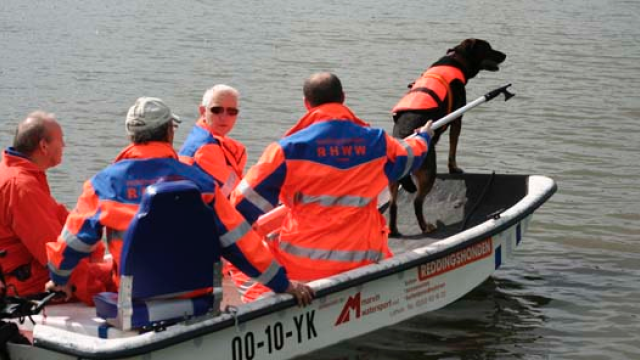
[399,176,417,193]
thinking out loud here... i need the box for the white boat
[3,172,556,360]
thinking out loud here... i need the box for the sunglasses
[210,106,239,116]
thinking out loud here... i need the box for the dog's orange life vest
[392,65,467,114]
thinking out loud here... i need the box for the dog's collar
[443,52,474,80]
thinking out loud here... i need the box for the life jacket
[231,103,432,281]
[391,65,467,114]
[47,142,289,301]
[179,119,247,197]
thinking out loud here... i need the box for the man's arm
[230,143,287,224]
[213,186,288,291]
[212,187,313,305]
[46,180,104,289]
[383,121,433,181]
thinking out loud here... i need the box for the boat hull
[7,174,556,360]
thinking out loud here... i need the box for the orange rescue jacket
[46,142,290,294]
[0,148,68,296]
[231,103,432,280]
[179,119,247,197]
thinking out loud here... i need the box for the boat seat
[94,180,223,331]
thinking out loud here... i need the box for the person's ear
[167,124,175,144]
[199,105,206,117]
[303,97,312,110]
[39,138,48,154]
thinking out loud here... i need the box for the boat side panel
[83,218,531,360]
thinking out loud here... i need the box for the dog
[388,38,506,237]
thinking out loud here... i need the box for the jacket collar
[195,117,225,140]
[2,147,40,172]
[284,103,369,137]
[113,142,178,163]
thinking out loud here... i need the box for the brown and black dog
[388,38,506,237]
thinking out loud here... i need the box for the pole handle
[431,84,516,131]
[484,83,515,102]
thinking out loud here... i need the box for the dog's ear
[451,38,477,57]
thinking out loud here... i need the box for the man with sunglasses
[179,85,247,198]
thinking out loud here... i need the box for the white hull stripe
[237,180,274,213]
[279,241,384,263]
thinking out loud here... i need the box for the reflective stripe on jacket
[391,65,467,114]
[0,148,69,296]
[46,142,289,294]
[231,103,431,280]
[179,119,247,197]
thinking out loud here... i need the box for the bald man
[229,72,434,300]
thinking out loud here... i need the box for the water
[1,0,639,358]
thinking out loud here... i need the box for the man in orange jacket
[230,73,434,299]
[179,85,247,197]
[45,97,313,307]
[178,85,256,302]
[0,113,112,304]
[0,112,71,297]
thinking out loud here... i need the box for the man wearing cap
[45,97,313,307]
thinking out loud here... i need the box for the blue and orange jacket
[392,65,467,114]
[0,148,68,296]
[179,119,247,197]
[230,103,431,280]
[46,142,289,293]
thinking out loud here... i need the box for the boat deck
[388,174,525,253]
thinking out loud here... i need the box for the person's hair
[201,84,240,107]
[129,122,172,144]
[303,72,344,108]
[12,111,56,155]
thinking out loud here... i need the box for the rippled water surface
[1,0,639,359]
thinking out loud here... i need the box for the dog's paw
[448,166,464,174]
[389,231,403,238]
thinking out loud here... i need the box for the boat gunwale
[30,174,557,359]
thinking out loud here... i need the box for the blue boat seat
[94,180,223,331]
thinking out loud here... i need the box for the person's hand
[284,281,314,307]
[418,120,434,138]
[45,280,74,301]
